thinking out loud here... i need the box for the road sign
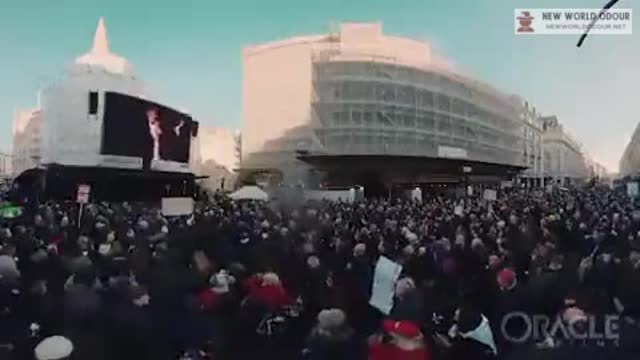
[77,184,91,204]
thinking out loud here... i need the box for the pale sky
[0,0,638,171]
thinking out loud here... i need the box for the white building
[584,157,607,179]
[40,17,146,169]
[242,22,524,185]
[0,151,12,178]
[12,109,42,175]
[620,122,640,177]
[542,115,588,185]
[514,97,544,187]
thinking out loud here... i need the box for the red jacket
[369,342,431,360]
[244,276,292,311]
[198,288,222,311]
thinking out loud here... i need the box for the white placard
[161,197,194,216]
[467,186,473,196]
[627,182,639,198]
[483,189,497,201]
[454,205,464,216]
[77,184,91,204]
[411,188,422,202]
[500,181,513,189]
[369,256,403,315]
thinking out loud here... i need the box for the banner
[0,205,23,219]
[369,256,403,315]
[627,182,639,198]
[77,184,91,204]
[454,205,464,216]
[483,189,497,201]
[161,197,194,216]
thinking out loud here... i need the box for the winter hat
[262,272,281,286]
[317,308,346,330]
[395,277,416,297]
[136,219,149,231]
[488,254,502,269]
[382,319,421,339]
[497,268,516,290]
[34,336,73,360]
[210,271,231,294]
[353,243,366,257]
[403,244,415,256]
[471,238,484,250]
[407,232,419,243]
[306,255,321,269]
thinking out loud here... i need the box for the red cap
[497,268,516,288]
[382,319,421,338]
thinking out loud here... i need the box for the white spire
[91,17,109,55]
[74,17,133,75]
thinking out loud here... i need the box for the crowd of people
[1,183,640,359]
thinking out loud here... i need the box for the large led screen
[101,92,193,168]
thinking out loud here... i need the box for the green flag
[0,204,23,219]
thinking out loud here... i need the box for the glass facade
[311,60,523,166]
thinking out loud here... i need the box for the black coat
[447,337,496,360]
[304,328,367,360]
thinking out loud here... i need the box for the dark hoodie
[304,325,367,360]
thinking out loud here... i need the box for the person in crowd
[443,306,497,360]
[302,308,366,360]
[368,319,431,360]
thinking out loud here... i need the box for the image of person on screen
[143,106,190,164]
[146,107,163,161]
